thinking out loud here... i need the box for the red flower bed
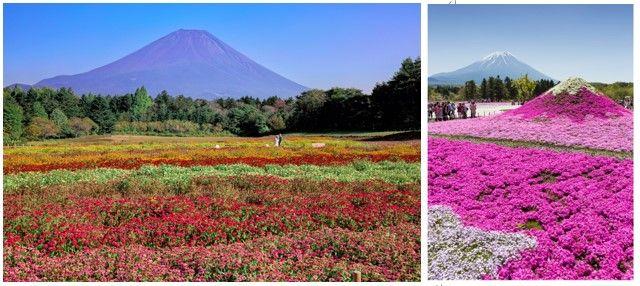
[5,191,417,252]
[4,154,420,174]
[4,223,420,281]
[4,175,420,281]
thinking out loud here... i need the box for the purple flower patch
[428,138,633,280]
[505,86,630,122]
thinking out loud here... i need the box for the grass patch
[429,133,631,159]
[533,170,558,184]
[518,219,544,230]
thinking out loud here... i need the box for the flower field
[3,134,421,281]
[429,79,632,152]
[3,135,418,174]
[427,78,633,280]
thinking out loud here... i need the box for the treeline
[429,76,633,103]
[428,75,556,102]
[3,58,420,144]
[591,82,633,102]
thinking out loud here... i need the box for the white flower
[549,77,597,96]
[428,205,537,280]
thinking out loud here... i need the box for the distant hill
[4,83,31,90]
[28,29,308,99]
[429,51,554,85]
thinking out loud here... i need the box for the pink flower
[428,138,633,280]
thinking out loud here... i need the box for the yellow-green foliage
[4,161,420,193]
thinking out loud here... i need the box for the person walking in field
[457,102,467,119]
[428,103,434,120]
[435,102,443,121]
[443,102,448,120]
[470,101,477,118]
[277,134,283,147]
[274,134,280,147]
[464,103,469,119]
[450,102,455,120]
[443,102,450,121]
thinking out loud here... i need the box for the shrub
[69,117,98,137]
[25,117,59,139]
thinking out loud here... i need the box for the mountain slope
[429,51,554,85]
[34,29,308,99]
[4,83,31,90]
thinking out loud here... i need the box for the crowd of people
[618,97,633,109]
[428,101,478,121]
[428,95,632,122]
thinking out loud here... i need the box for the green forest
[429,76,633,103]
[3,58,420,144]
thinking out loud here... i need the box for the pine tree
[131,86,153,121]
[480,79,488,100]
[55,87,82,118]
[89,96,116,134]
[3,98,25,143]
[504,77,518,100]
[31,101,48,120]
[463,80,477,100]
[495,76,506,101]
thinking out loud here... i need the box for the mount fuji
[428,51,554,85]
[30,29,308,99]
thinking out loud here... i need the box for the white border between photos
[426,0,638,286]
[0,0,637,285]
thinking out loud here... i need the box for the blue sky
[429,4,633,83]
[3,3,420,93]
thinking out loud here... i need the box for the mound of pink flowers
[505,87,630,122]
[429,78,632,152]
[428,138,633,279]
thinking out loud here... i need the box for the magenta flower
[428,138,633,280]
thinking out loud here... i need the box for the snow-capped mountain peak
[482,51,513,61]
[479,51,517,68]
[429,51,554,85]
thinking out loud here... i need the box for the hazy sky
[3,3,420,93]
[429,4,633,83]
